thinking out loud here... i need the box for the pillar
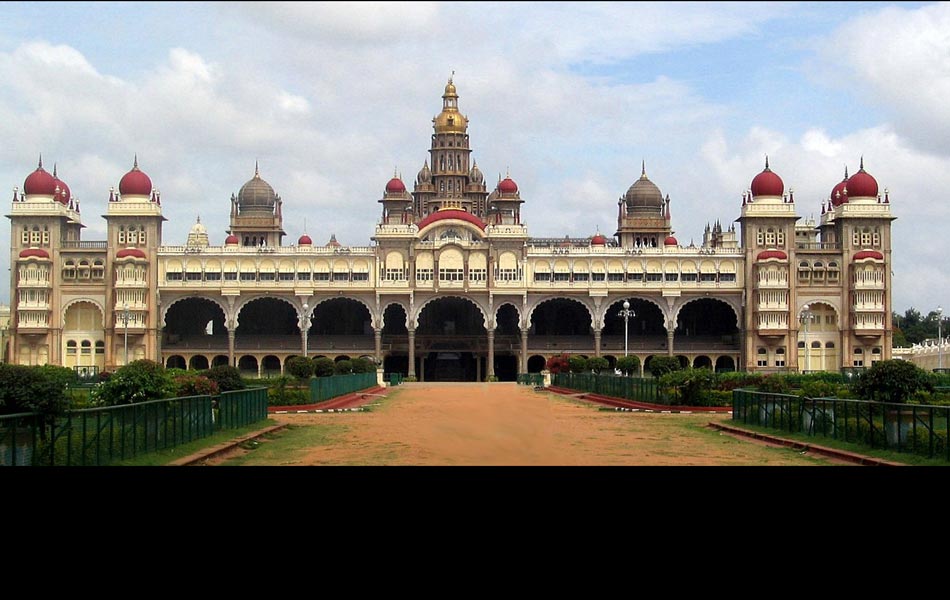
[301,328,308,358]
[594,329,602,358]
[667,329,674,357]
[520,328,529,373]
[228,327,236,367]
[487,328,495,379]
[374,328,382,364]
[408,328,416,378]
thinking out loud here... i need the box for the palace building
[5,77,895,380]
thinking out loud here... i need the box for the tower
[615,161,673,248]
[227,163,286,247]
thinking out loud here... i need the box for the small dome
[831,167,849,207]
[470,162,484,185]
[664,236,678,246]
[385,176,406,194]
[853,250,884,261]
[591,233,608,246]
[416,161,432,185]
[118,156,153,196]
[19,248,50,259]
[116,248,147,259]
[433,77,468,134]
[298,234,313,246]
[756,249,788,261]
[52,166,71,205]
[326,234,341,248]
[237,163,277,212]
[498,177,518,194]
[750,157,784,197]
[225,234,239,245]
[847,158,878,198]
[624,163,664,210]
[23,158,57,196]
[189,220,207,236]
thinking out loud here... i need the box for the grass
[220,423,348,466]
[726,420,950,466]
[112,419,279,466]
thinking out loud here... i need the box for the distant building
[6,77,895,380]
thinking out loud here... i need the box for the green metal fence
[217,387,269,430]
[552,372,660,403]
[309,372,377,404]
[517,373,544,386]
[732,389,950,462]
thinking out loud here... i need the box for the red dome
[756,249,788,261]
[664,236,678,246]
[118,158,153,196]
[24,166,57,196]
[591,233,608,246]
[853,250,884,261]
[831,173,849,207]
[498,177,518,194]
[847,165,878,198]
[298,234,313,246]
[225,234,239,245]
[19,248,50,259]
[385,177,406,194]
[116,248,147,259]
[416,209,487,231]
[750,159,784,197]
[53,177,70,205]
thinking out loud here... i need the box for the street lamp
[799,304,812,373]
[122,302,130,366]
[302,302,309,358]
[938,305,944,370]
[618,299,636,358]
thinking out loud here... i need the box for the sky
[0,1,946,314]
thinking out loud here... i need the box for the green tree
[659,367,716,406]
[285,356,314,380]
[588,356,609,373]
[350,357,377,374]
[334,359,354,375]
[91,360,174,406]
[568,355,589,373]
[852,359,935,404]
[203,365,245,391]
[0,364,70,418]
[312,357,336,377]
[615,355,641,376]
[648,356,681,378]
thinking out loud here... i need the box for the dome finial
[254,160,260,178]
[860,155,865,171]
[394,166,398,178]
[641,159,646,177]
[133,153,139,170]
[196,214,201,224]
[764,155,770,170]
[449,70,454,85]
[844,165,849,179]
[53,163,57,178]
[38,153,43,169]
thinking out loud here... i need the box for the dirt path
[223,383,836,466]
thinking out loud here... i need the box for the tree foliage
[334,359,353,375]
[615,355,641,376]
[0,364,71,418]
[203,365,245,391]
[172,373,220,397]
[285,356,314,380]
[91,360,174,406]
[568,355,589,373]
[648,356,682,378]
[312,357,336,377]
[350,357,377,374]
[588,356,610,373]
[852,359,935,404]
[545,354,570,374]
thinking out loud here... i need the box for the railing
[60,240,108,250]
[795,242,841,251]
[217,388,268,429]
[309,372,377,404]
[732,389,950,462]
[517,373,543,386]
[552,372,660,404]
[1,388,270,466]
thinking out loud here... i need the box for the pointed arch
[412,294,489,330]
[162,295,230,328]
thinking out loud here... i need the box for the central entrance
[416,297,486,381]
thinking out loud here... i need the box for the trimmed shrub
[545,354,570,374]
[285,356,314,380]
[568,355,589,373]
[351,358,377,374]
[757,374,791,394]
[203,365,245,392]
[334,359,354,375]
[312,357,336,377]
[648,356,681,378]
[588,356,610,374]
[615,355,641,376]
[659,367,716,406]
[266,376,310,406]
[172,373,219,397]
[91,360,174,406]
[852,359,935,404]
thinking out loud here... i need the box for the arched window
[775,346,786,367]
[825,341,835,349]
[66,340,77,356]
[756,347,767,367]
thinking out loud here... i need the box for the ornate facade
[6,78,895,380]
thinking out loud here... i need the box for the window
[628,272,644,282]
[700,273,717,282]
[205,272,221,281]
[223,272,237,281]
[469,269,486,282]
[765,228,776,247]
[42,227,50,246]
[775,347,786,367]
[259,272,276,281]
[825,342,835,349]
[186,272,202,281]
[21,227,29,245]
[63,260,76,280]
[239,272,256,281]
[297,272,311,281]
[756,229,764,246]
[167,271,183,281]
[278,272,295,281]
[534,272,551,282]
[313,272,330,281]
[80,340,91,356]
[118,226,126,245]
[572,272,589,282]
[352,273,369,282]
[853,348,864,367]
[664,273,679,282]
[332,272,350,281]
[439,269,464,282]
[95,341,105,355]
[680,273,697,282]
[797,341,806,349]
[92,260,104,279]
[554,272,571,282]
[78,260,90,279]
[608,273,625,282]
[385,269,405,281]
[720,273,736,282]
[127,229,137,245]
[416,269,433,282]
[757,347,768,367]
[66,341,77,356]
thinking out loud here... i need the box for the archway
[262,355,281,377]
[238,355,258,377]
[715,356,735,372]
[166,355,186,370]
[798,302,840,372]
[380,303,409,375]
[527,355,547,373]
[494,304,520,381]
[674,298,739,352]
[189,355,210,370]
[602,298,667,354]
[235,297,299,353]
[417,296,487,381]
[693,355,712,369]
[309,298,374,355]
[163,297,227,352]
[62,301,105,372]
[211,355,230,368]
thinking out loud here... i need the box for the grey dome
[237,165,276,213]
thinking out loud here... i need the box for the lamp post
[122,302,130,366]
[618,299,636,358]
[799,304,812,373]
[938,305,944,370]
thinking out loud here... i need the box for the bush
[172,374,220,397]
[588,356,610,374]
[334,359,353,375]
[659,368,716,406]
[756,374,791,394]
[852,359,936,404]
[615,355,641,376]
[351,358,377,374]
[266,376,310,406]
[0,364,71,419]
[312,357,336,377]
[568,355,589,373]
[648,356,681,378]
[91,359,174,406]
[203,365,245,391]
[545,354,570,374]
[285,356,314,380]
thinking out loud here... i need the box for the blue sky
[0,1,946,315]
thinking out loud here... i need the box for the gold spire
[434,75,467,134]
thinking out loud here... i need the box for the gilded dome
[237,163,276,213]
[433,76,468,134]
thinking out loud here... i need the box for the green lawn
[113,419,279,466]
